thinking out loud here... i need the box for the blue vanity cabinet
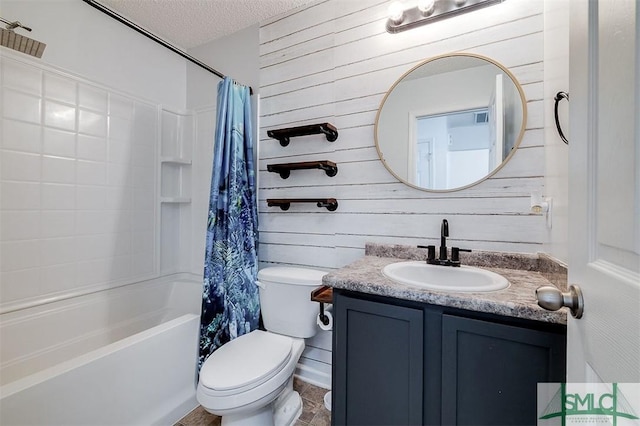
[440,314,567,425]
[332,291,425,425]
[331,289,567,426]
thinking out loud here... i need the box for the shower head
[0,17,46,58]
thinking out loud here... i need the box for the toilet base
[221,404,274,426]
[218,379,302,426]
[273,384,302,426]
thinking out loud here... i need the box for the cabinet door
[333,294,424,426]
[441,314,566,425]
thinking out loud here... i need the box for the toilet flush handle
[255,280,266,289]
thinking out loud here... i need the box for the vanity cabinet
[332,295,424,425]
[331,289,566,426]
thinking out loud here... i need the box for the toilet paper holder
[318,302,331,326]
[311,285,334,326]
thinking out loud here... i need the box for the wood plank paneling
[260,177,545,201]
[258,0,547,377]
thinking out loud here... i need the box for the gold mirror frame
[374,52,528,192]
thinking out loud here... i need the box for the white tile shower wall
[259,0,547,271]
[259,0,547,379]
[2,0,187,109]
[0,54,160,312]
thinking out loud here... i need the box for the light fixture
[386,0,504,33]
[418,0,436,16]
[388,1,405,25]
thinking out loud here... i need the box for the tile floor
[175,378,331,426]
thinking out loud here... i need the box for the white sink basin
[382,261,509,292]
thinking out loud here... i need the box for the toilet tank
[257,267,327,338]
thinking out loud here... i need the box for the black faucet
[417,219,472,267]
[439,219,449,262]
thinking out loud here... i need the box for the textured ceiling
[98,0,316,49]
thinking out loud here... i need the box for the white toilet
[197,266,326,426]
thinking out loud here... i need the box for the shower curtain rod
[82,0,253,95]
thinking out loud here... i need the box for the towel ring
[554,91,569,145]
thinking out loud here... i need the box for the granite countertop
[322,244,568,325]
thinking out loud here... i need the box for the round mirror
[375,53,527,192]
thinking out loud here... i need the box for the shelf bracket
[267,123,338,147]
[267,198,339,211]
[267,160,338,179]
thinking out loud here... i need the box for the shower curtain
[199,77,259,369]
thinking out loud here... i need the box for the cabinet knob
[535,285,584,319]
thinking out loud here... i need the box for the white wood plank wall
[258,0,546,385]
[259,0,546,269]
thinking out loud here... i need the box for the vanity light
[386,0,504,33]
[417,0,436,16]
[388,1,405,25]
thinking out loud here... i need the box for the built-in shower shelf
[160,157,192,165]
[267,198,338,211]
[160,197,192,204]
[267,123,338,147]
[267,161,338,179]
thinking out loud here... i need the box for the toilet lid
[199,330,293,392]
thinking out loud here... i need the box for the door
[415,137,433,187]
[568,0,640,382]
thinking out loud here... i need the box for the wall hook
[554,91,569,145]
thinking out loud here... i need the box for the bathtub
[0,274,202,426]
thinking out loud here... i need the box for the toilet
[197,266,326,426]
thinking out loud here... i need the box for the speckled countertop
[322,243,568,325]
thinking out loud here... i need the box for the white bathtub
[0,274,202,426]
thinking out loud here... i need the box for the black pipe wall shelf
[267,123,338,147]
[267,161,338,179]
[267,198,339,211]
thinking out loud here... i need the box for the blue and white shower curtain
[199,77,259,369]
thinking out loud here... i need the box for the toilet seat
[199,330,293,395]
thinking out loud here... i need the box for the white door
[568,0,640,383]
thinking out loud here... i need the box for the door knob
[535,285,584,319]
